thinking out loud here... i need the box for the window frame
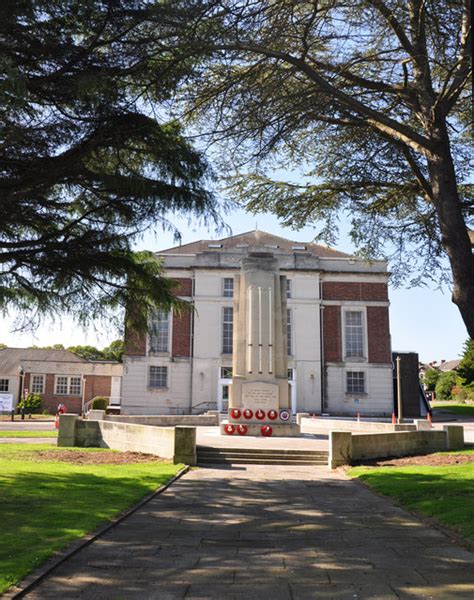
[54,375,83,396]
[149,309,171,354]
[346,370,367,395]
[286,278,292,299]
[342,307,367,361]
[0,378,9,392]
[148,365,168,389]
[287,308,293,356]
[222,277,234,298]
[222,306,233,355]
[30,374,45,395]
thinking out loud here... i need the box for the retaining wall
[58,414,196,465]
[329,425,464,468]
[300,416,416,435]
[103,414,218,427]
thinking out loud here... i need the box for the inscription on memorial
[242,382,279,412]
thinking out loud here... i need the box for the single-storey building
[0,347,123,414]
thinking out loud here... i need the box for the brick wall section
[323,305,342,362]
[84,375,112,402]
[172,309,192,357]
[367,306,391,363]
[173,277,193,296]
[41,374,82,414]
[24,372,112,415]
[123,278,193,357]
[323,282,388,301]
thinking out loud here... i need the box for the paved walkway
[24,465,473,599]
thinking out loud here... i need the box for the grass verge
[0,443,182,593]
[349,461,474,543]
[432,403,474,416]
[0,430,57,438]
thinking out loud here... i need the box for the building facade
[122,230,393,416]
[0,348,123,414]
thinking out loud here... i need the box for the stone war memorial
[221,253,299,437]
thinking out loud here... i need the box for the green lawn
[432,403,474,417]
[349,459,474,542]
[0,430,57,438]
[0,443,182,594]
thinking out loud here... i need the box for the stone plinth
[220,420,300,437]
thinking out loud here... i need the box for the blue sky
[0,207,467,363]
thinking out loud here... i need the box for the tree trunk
[428,122,474,338]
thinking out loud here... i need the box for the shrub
[91,397,108,410]
[435,372,458,401]
[18,393,42,414]
[423,368,440,391]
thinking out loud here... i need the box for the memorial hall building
[122,230,393,416]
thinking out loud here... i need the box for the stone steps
[197,446,329,466]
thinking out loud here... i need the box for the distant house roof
[438,359,461,372]
[158,229,353,259]
[0,347,86,376]
[420,359,461,373]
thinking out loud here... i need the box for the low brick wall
[329,426,464,469]
[58,414,196,465]
[301,417,416,435]
[104,414,219,427]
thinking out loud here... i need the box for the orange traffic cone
[392,412,396,425]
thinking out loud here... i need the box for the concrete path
[23,465,474,599]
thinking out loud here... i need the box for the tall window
[31,375,45,394]
[287,308,292,356]
[149,366,168,388]
[286,279,292,298]
[150,310,169,353]
[0,379,9,392]
[223,277,234,298]
[222,307,233,354]
[54,376,82,396]
[347,371,365,394]
[345,310,364,358]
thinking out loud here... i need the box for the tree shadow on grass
[354,466,474,541]
[0,465,178,593]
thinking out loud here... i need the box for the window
[149,366,168,388]
[55,376,68,395]
[69,377,82,395]
[286,279,292,298]
[220,367,233,379]
[287,368,294,380]
[223,277,234,298]
[55,376,82,396]
[0,379,9,392]
[345,310,364,358]
[150,310,170,353]
[287,308,292,356]
[222,307,233,354]
[347,371,365,394]
[31,375,45,394]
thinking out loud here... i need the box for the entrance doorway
[217,366,232,413]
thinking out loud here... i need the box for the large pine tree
[0,1,218,331]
